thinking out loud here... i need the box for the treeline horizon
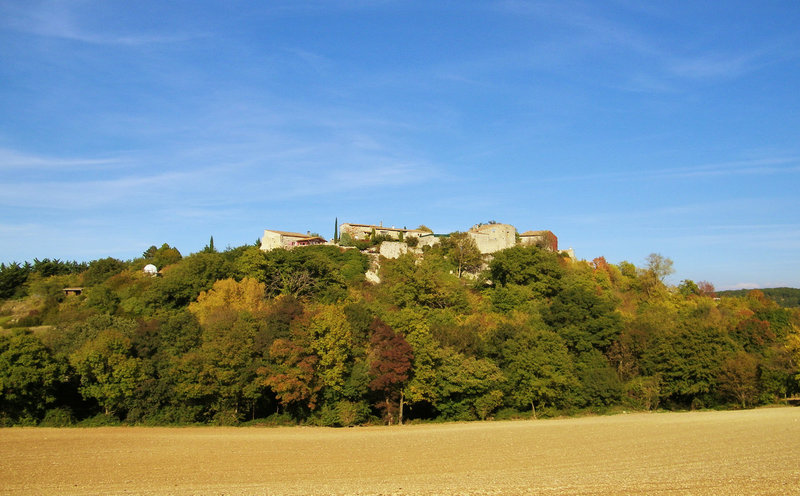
[1,238,799,427]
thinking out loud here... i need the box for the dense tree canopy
[1,238,798,426]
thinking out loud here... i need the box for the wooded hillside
[1,241,798,426]
[717,287,800,308]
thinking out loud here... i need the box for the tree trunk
[399,390,405,425]
[531,400,537,420]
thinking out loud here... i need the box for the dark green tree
[202,236,217,254]
[69,329,146,417]
[0,331,68,423]
[145,252,231,309]
[641,324,732,407]
[143,243,182,268]
[489,245,564,297]
[499,327,577,418]
[0,262,30,299]
[543,274,622,353]
[432,349,505,420]
[83,257,127,286]
[573,349,623,408]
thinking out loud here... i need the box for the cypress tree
[203,235,216,253]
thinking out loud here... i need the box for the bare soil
[1,408,798,495]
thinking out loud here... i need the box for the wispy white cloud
[282,47,335,75]
[1,0,200,46]
[667,51,763,81]
[0,222,43,237]
[644,157,800,180]
[493,0,794,93]
[328,162,438,189]
[618,73,679,93]
[0,147,121,170]
[535,156,800,184]
[0,134,441,215]
[0,168,195,209]
[495,1,658,55]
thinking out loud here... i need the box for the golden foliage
[188,278,269,326]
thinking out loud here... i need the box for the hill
[717,287,800,308]
[1,242,799,427]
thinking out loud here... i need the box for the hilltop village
[260,221,575,260]
[2,218,798,429]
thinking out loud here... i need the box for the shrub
[212,409,242,426]
[474,390,504,420]
[15,310,43,327]
[78,413,121,427]
[624,376,662,411]
[310,400,371,427]
[493,407,527,421]
[40,407,75,427]
[244,412,295,427]
[336,400,370,426]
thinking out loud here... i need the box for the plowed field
[2,408,798,495]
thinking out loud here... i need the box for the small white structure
[143,264,158,277]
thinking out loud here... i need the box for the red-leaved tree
[368,319,413,424]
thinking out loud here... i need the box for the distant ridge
[717,287,800,308]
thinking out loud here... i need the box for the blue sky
[1,1,798,290]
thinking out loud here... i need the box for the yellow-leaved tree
[788,325,800,383]
[188,277,269,326]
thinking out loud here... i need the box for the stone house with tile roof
[260,230,327,251]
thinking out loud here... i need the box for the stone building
[339,222,427,241]
[260,230,327,251]
[519,230,558,251]
[467,223,517,254]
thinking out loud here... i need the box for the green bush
[40,407,75,427]
[310,400,371,427]
[15,310,43,327]
[243,412,296,427]
[336,400,371,426]
[212,409,242,426]
[78,413,121,427]
[493,407,528,421]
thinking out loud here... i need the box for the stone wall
[379,241,410,259]
[340,223,426,241]
[260,230,283,251]
[417,234,440,249]
[467,223,516,254]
